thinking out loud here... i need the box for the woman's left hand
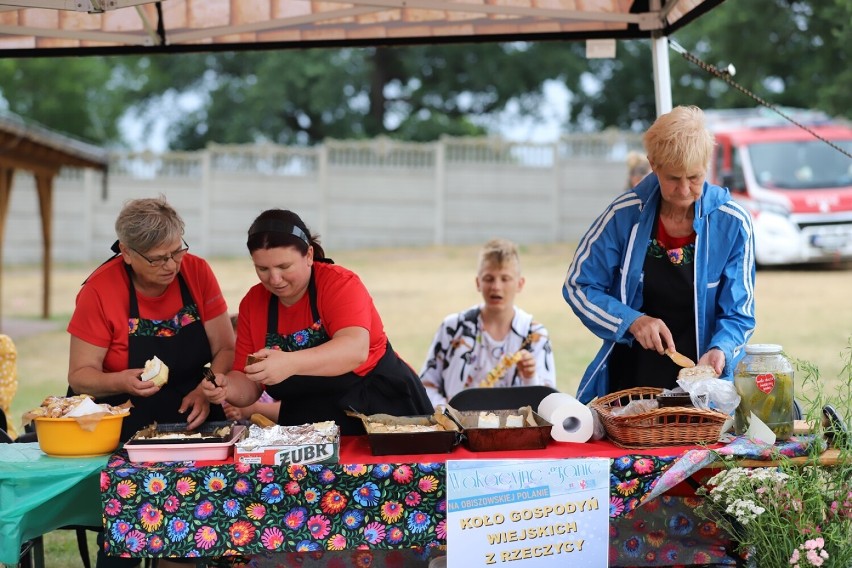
[697,348,726,376]
[180,386,211,429]
[244,348,290,386]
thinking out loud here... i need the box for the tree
[113,43,586,149]
[569,0,852,130]
[0,57,125,145]
[1,0,846,147]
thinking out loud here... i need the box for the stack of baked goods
[656,365,720,407]
[24,394,130,419]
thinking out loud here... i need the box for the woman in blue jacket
[563,105,756,404]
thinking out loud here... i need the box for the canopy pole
[651,31,673,116]
[0,167,14,332]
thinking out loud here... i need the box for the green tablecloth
[0,443,106,565]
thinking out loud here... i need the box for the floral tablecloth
[101,444,735,566]
[102,452,446,559]
[643,435,817,502]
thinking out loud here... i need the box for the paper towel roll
[537,392,594,443]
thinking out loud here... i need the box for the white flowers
[724,498,766,524]
[705,466,790,506]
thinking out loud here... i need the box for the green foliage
[0,56,125,145]
[571,0,852,129]
[696,339,852,567]
[115,43,585,149]
[1,1,847,147]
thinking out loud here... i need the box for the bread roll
[250,413,276,428]
[141,356,169,387]
[677,364,718,381]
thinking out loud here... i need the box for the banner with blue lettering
[445,458,609,567]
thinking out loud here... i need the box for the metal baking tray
[367,427,460,455]
[358,414,461,456]
[453,409,552,452]
[126,421,239,445]
[124,424,247,463]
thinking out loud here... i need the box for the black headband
[248,220,309,244]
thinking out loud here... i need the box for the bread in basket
[589,387,728,449]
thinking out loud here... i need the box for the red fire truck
[706,108,852,266]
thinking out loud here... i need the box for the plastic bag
[610,399,659,416]
[677,377,740,415]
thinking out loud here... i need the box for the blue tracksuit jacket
[562,173,756,404]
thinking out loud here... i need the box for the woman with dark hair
[203,209,433,434]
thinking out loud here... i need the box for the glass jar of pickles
[733,344,794,440]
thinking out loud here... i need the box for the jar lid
[745,343,783,354]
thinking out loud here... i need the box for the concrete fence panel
[2,133,642,265]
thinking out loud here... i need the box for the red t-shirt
[67,254,228,373]
[656,216,696,250]
[234,261,387,376]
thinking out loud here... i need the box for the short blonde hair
[478,238,521,272]
[643,105,714,173]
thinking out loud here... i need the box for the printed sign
[446,458,609,567]
[234,442,338,466]
[585,39,616,59]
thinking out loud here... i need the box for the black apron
[263,266,433,435]
[96,265,224,441]
[608,234,698,394]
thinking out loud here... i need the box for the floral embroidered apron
[609,223,698,393]
[263,264,433,435]
[96,265,225,441]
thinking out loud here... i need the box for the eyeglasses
[131,239,189,268]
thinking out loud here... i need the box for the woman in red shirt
[203,208,432,434]
[68,196,234,442]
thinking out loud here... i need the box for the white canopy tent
[0,0,726,115]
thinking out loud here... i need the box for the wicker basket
[589,387,728,449]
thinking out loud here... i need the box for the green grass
[3,245,852,566]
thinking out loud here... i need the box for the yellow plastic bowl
[34,414,125,457]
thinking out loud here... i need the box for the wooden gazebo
[0,1,726,116]
[0,111,109,324]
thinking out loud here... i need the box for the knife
[666,349,696,368]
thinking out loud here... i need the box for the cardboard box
[234,439,339,466]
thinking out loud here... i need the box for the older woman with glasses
[67,196,235,443]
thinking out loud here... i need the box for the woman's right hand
[628,314,674,354]
[244,349,291,386]
[201,372,229,404]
